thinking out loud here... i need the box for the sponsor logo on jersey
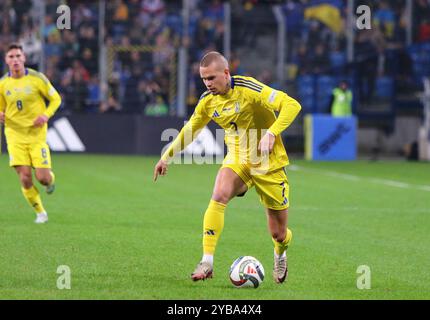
[235,101,240,113]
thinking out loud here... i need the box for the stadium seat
[166,14,182,33]
[316,75,336,113]
[330,52,346,72]
[376,76,394,98]
[297,75,316,113]
[410,49,430,85]
[421,42,430,53]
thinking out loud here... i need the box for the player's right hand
[0,112,4,124]
[153,159,168,182]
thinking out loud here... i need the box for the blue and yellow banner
[304,0,344,34]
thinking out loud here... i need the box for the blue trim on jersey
[7,69,28,77]
[231,76,235,89]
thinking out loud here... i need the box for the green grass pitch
[0,154,429,299]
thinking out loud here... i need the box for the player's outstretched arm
[0,112,4,123]
[153,159,168,182]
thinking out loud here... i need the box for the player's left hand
[33,115,49,127]
[258,131,275,156]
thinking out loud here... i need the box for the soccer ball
[229,256,265,288]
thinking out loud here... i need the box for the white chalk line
[288,165,430,193]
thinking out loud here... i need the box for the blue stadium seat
[297,75,316,113]
[421,42,430,53]
[407,44,421,56]
[410,49,430,85]
[166,14,182,34]
[297,75,315,99]
[330,52,346,71]
[376,76,394,98]
[316,76,336,113]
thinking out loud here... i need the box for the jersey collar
[8,68,28,77]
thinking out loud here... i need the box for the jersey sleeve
[256,83,302,136]
[161,97,211,162]
[36,72,62,118]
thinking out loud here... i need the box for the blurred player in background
[0,43,61,224]
[154,51,301,284]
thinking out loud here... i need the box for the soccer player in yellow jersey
[0,44,61,224]
[153,51,301,283]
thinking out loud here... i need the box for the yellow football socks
[202,200,226,255]
[21,186,45,214]
[273,228,292,256]
[50,171,55,185]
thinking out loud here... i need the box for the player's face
[5,49,26,74]
[200,62,230,95]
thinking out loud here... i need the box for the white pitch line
[295,206,430,213]
[369,178,411,189]
[290,165,430,192]
[418,186,430,192]
[325,172,362,181]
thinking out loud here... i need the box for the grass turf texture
[0,154,429,299]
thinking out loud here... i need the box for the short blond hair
[200,51,228,70]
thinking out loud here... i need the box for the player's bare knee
[211,192,231,204]
[36,175,50,186]
[20,174,33,188]
[272,231,286,243]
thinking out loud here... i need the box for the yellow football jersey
[162,75,301,172]
[0,68,61,144]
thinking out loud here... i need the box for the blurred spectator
[45,32,62,60]
[7,0,425,117]
[144,95,169,116]
[81,47,97,76]
[100,79,122,113]
[283,0,304,63]
[19,29,41,70]
[294,43,311,75]
[229,52,244,75]
[355,27,385,105]
[123,67,144,113]
[62,71,89,113]
[329,80,353,117]
[140,0,166,28]
[114,0,129,22]
[257,69,280,90]
[140,76,164,113]
[100,96,122,113]
[152,31,174,66]
[414,0,430,41]
[417,18,430,43]
[112,0,129,40]
[71,59,90,82]
[310,43,330,74]
[373,1,396,39]
[12,0,32,35]
[187,61,207,115]
[235,0,258,47]
[87,75,101,113]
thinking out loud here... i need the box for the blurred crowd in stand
[0,0,429,116]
